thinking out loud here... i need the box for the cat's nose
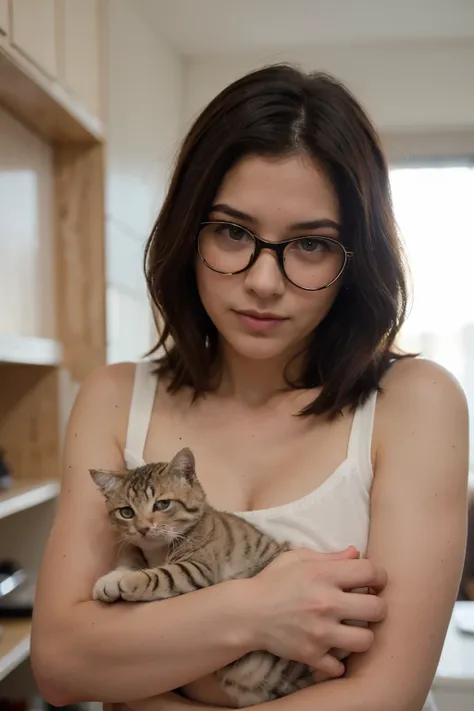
[137,525,150,536]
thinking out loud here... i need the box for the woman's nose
[244,250,285,298]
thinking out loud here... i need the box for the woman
[31,65,468,711]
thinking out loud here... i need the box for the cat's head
[90,447,207,548]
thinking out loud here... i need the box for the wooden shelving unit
[0,480,60,521]
[0,619,31,683]
[0,0,107,692]
[0,334,62,367]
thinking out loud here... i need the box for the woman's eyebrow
[211,203,340,232]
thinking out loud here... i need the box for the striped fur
[91,447,313,707]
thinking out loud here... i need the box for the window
[390,163,474,472]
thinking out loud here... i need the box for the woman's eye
[153,499,171,511]
[118,506,135,519]
[298,237,326,252]
[215,223,248,242]
[227,225,246,241]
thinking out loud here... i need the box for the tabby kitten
[91,447,313,708]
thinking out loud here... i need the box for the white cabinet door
[60,0,102,118]
[11,0,58,78]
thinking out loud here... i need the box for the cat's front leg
[117,560,215,602]
[93,567,132,602]
[93,544,146,603]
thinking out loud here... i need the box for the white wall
[105,0,184,364]
[183,40,474,140]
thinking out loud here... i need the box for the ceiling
[140,0,474,56]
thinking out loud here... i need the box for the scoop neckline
[124,449,352,518]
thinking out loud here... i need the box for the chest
[143,390,353,513]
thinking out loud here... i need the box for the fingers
[294,546,360,563]
[331,559,387,591]
[312,669,332,683]
[327,623,375,654]
[310,653,345,679]
[334,590,387,624]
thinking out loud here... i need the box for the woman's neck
[214,342,303,407]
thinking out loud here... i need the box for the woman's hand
[247,546,387,678]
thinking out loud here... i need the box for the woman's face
[196,154,342,363]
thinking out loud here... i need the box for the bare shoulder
[71,362,136,438]
[373,357,469,478]
[378,356,468,423]
[76,361,136,403]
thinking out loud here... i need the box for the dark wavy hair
[144,64,410,418]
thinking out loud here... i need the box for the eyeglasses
[197,221,353,291]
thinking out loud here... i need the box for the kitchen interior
[0,1,473,710]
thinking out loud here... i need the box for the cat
[90,447,314,708]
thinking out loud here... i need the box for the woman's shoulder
[375,356,468,442]
[381,356,465,405]
[71,362,138,432]
[78,361,137,403]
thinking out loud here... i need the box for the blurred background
[0,1,473,710]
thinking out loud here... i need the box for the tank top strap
[346,390,378,487]
[124,360,158,466]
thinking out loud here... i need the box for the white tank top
[123,360,375,556]
[122,361,438,711]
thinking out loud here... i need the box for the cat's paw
[93,570,128,603]
[118,570,153,601]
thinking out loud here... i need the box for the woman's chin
[226,335,290,362]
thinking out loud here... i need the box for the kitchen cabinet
[11,0,58,78]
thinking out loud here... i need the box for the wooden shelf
[0,40,104,144]
[0,619,31,681]
[0,334,62,367]
[0,480,59,521]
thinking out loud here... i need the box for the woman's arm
[31,365,255,706]
[31,364,386,707]
[139,358,469,711]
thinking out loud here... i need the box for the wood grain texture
[0,40,104,144]
[55,143,107,381]
[0,105,56,339]
[0,365,60,481]
[0,619,31,682]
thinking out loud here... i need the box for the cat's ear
[90,468,122,495]
[169,447,196,484]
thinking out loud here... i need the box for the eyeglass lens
[198,222,347,291]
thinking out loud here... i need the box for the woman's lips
[234,310,288,333]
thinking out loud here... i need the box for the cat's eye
[153,499,171,512]
[118,506,135,519]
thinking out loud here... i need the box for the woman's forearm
[31,580,256,706]
[128,676,412,711]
